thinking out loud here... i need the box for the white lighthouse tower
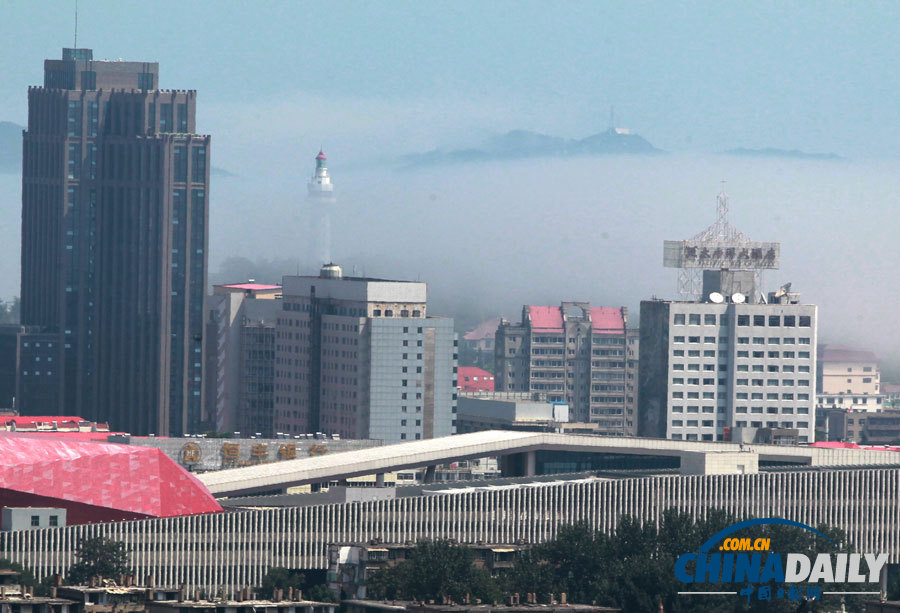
[307,149,335,266]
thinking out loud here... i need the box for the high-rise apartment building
[18,48,210,435]
[638,273,817,443]
[273,264,457,442]
[816,345,885,411]
[205,283,281,435]
[494,303,628,434]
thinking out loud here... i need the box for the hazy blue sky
[2,2,900,365]
[3,1,900,159]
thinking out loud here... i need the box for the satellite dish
[709,292,725,304]
[774,282,792,298]
[731,292,746,304]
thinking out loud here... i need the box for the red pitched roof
[463,318,501,341]
[809,441,861,449]
[817,344,878,363]
[222,283,281,291]
[590,307,625,334]
[528,306,563,331]
[0,433,221,523]
[4,416,87,425]
[458,367,495,392]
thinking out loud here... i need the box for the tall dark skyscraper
[18,48,210,435]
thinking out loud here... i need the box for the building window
[191,146,206,182]
[738,315,750,326]
[160,103,173,132]
[49,516,58,527]
[688,314,701,325]
[67,144,81,179]
[178,103,188,132]
[753,315,765,326]
[704,314,716,325]
[138,72,155,90]
[67,100,82,137]
[799,316,811,327]
[174,145,187,181]
[30,515,40,527]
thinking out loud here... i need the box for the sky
[3,1,900,160]
[2,1,900,367]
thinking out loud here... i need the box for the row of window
[673,335,810,344]
[674,363,810,373]
[736,392,811,401]
[673,313,812,327]
[672,419,809,429]
[734,406,810,414]
[373,309,422,317]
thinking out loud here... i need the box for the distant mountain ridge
[402,127,662,167]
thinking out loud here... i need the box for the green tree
[305,584,338,603]
[66,538,130,585]
[259,567,305,599]
[367,540,502,604]
[505,511,869,613]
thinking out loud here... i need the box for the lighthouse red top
[316,150,327,160]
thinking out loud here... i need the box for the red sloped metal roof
[817,344,878,364]
[528,306,563,331]
[590,307,625,334]
[458,367,495,392]
[809,441,861,449]
[0,433,221,522]
[4,416,89,425]
[221,283,281,291]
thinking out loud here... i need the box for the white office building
[639,276,817,444]
[274,264,457,443]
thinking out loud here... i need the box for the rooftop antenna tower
[663,183,780,300]
[74,0,78,48]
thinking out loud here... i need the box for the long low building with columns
[3,465,900,597]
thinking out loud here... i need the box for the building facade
[816,345,885,412]
[273,265,457,442]
[18,48,210,436]
[494,303,628,434]
[638,293,818,443]
[205,284,281,434]
[624,327,639,435]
